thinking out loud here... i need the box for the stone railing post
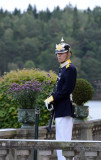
[63,150,74,160]
[15,150,31,160]
[80,122,94,140]
[0,150,8,160]
[85,151,97,160]
[97,151,101,159]
[39,150,52,160]
[64,150,85,160]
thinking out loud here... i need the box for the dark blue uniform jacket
[52,63,77,118]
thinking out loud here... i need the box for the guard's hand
[45,95,54,104]
[44,96,54,111]
[45,102,54,111]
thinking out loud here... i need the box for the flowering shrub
[0,68,57,128]
[8,80,42,109]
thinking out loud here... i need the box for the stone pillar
[63,150,74,160]
[0,150,8,160]
[39,150,52,160]
[75,150,86,160]
[85,151,97,160]
[74,150,98,160]
[16,150,30,160]
[80,122,94,140]
[8,149,15,160]
[97,151,101,159]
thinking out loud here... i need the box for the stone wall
[0,119,101,160]
[0,119,101,140]
[0,139,101,160]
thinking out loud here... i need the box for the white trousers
[55,116,73,160]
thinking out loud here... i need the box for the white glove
[44,96,54,111]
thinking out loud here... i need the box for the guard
[45,37,77,160]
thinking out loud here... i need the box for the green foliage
[0,68,57,128]
[72,7,80,37]
[0,5,101,97]
[8,62,18,71]
[73,78,94,106]
[24,60,35,69]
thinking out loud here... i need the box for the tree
[72,6,80,37]
[8,62,18,71]
[13,8,21,16]
[24,60,35,69]
[27,4,33,13]
[38,8,51,22]
[52,6,62,18]
[32,5,38,18]
[93,7,101,27]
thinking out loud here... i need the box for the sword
[46,109,54,132]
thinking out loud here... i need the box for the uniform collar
[60,59,71,68]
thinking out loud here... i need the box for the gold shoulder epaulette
[66,63,70,68]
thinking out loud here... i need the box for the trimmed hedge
[73,78,94,106]
[0,68,57,128]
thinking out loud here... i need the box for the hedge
[0,68,57,128]
[73,78,94,106]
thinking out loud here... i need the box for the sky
[0,0,101,12]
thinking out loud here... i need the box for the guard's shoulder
[66,63,76,71]
[66,63,71,69]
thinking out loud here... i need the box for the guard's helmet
[55,37,72,54]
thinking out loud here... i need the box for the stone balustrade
[0,119,101,140]
[0,119,101,159]
[0,139,101,160]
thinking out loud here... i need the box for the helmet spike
[61,37,64,43]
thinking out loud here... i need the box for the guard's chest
[57,67,66,85]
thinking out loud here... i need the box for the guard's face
[57,52,68,63]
